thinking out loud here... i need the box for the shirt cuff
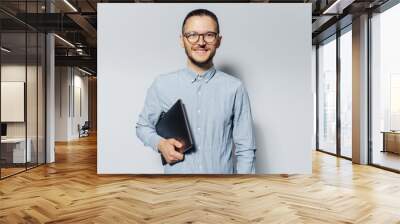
[149,134,163,152]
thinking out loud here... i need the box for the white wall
[98,3,313,174]
[55,67,89,141]
[55,67,69,141]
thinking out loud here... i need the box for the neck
[187,60,213,75]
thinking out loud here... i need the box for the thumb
[171,139,183,148]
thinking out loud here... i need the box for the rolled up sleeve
[232,84,256,174]
[136,78,163,152]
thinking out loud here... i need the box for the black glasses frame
[183,31,219,44]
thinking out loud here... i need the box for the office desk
[382,131,400,154]
[1,138,32,164]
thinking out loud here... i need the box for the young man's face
[181,15,221,67]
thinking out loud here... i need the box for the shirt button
[198,91,201,95]
[197,110,201,113]
[197,127,200,131]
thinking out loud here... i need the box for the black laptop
[155,99,194,165]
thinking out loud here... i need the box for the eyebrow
[184,31,218,34]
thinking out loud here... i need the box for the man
[136,9,256,174]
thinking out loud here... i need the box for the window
[339,29,352,158]
[371,3,400,171]
[318,36,337,154]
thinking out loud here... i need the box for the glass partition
[0,31,28,177]
[0,1,46,179]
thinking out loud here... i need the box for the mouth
[193,48,209,56]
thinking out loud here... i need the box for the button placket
[195,80,203,157]
[197,83,202,134]
[196,83,203,114]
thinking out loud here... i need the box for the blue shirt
[136,66,256,174]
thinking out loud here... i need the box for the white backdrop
[98,3,313,174]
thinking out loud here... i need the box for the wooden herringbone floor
[1,134,400,224]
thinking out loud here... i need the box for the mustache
[192,46,209,50]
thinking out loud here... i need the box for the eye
[206,32,216,37]
[186,32,198,37]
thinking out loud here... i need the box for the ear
[216,35,222,48]
[180,35,185,48]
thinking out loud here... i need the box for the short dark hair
[182,9,219,34]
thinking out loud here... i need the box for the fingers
[163,140,184,164]
[165,152,183,164]
[168,138,183,148]
[165,146,183,162]
[169,149,184,161]
[160,138,185,164]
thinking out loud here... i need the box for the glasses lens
[204,32,217,43]
[186,33,199,43]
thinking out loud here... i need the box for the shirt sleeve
[135,78,164,152]
[233,83,256,174]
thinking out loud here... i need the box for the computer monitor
[1,123,7,137]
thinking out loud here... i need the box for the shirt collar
[184,66,217,83]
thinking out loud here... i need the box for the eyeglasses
[183,31,219,44]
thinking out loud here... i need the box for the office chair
[79,121,90,138]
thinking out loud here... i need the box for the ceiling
[0,0,393,75]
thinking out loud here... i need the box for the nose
[197,35,206,46]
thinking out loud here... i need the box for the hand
[157,138,184,164]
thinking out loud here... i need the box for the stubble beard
[185,46,215,68]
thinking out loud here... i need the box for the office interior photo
[1,0,400,223]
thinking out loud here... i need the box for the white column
[46,1,56,163]
[46,33,55,163]
[352,14,369,164]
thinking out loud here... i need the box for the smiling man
[136,9,256,174]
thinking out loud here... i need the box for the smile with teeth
[193,49,208,55]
